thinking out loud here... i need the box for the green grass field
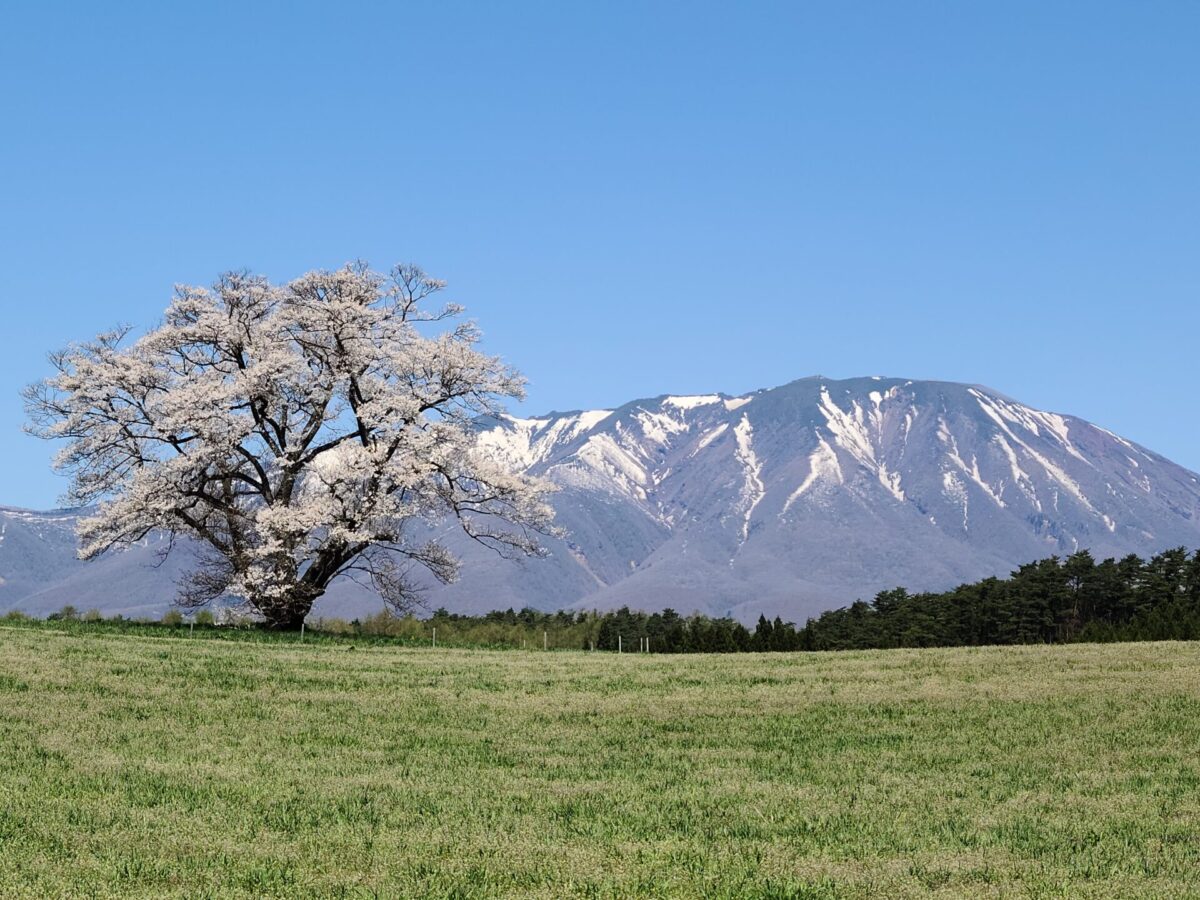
[1,625,1199,898]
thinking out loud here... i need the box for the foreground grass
[0,629,1198,898]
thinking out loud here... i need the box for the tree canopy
[25,263,556,628]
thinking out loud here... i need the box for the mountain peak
[459,375,1199,621]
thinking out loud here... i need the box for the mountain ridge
[3,375,1198,623]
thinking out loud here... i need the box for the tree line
[21,547,1200,652]
[415,605,807,653]
[418,547,1200,652]
[800,547,1200,650]
[310,606,805,653]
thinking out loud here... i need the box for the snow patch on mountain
[664,395,721,410]
[819,386,904,501]
[942,470,970,531]
[573,409,614,433]
[694,423,729,453]
[970,390,1100,519]
[572,433,650,500]
[782,437,842,513]
[1030,410,1088,463]
[733,415,765,541]
[938,417,1005,509]
[634,408,690,446]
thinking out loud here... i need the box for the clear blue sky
[2,2,1197,509]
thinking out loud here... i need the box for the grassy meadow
[1,623,1199,898]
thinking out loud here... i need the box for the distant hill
[4,376,1199,622]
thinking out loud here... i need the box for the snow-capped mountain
[4,376,1199,623]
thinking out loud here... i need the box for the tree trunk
[256,592,318,631]
[263,606,310,631]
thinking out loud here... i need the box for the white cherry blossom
[25,263,557,628]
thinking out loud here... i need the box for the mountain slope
[4,376,1199,622]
